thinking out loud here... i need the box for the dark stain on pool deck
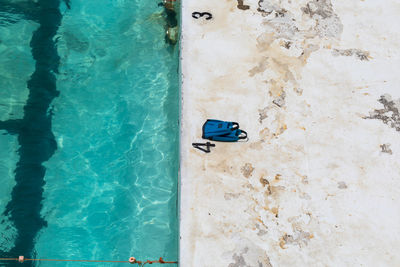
[332,48,370,61]
[364,94,400,132]
[380,144,393,154]
[237,0,250,10]
[0,0,62,262]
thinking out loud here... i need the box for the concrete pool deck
[179,0,400,266]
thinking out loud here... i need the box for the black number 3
[192,12,213,20]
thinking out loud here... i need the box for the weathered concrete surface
[180,0,400,266]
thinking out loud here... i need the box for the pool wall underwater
[0,0,180,265]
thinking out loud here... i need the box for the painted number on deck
[192,12,212,20]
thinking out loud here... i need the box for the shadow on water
[0,0,63,265]
[159,1,180,259]
[159,48,179,259]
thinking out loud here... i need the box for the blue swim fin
[206,129,248,142]
[202,119,239,139]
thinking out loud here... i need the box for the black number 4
[192,12,212,20]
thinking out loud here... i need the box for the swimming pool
[0,0,179,265]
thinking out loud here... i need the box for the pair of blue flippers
[202,119,247,142]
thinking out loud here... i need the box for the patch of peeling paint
[226,238,273,267]
[279,230,313,249]
[301,0,343,38]
[332,48,370,61]
[364,94,400,132]
[380,143,393,154]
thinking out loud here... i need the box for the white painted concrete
[180,0,400,266]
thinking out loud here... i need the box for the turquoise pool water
[0,0,179,265]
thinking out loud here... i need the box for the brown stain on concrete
[241,163,255,178]
[279,235,287,249]
[260,176,269,187]
[269,185,286,196]
[268,79,285,98]
[208,158,235,176]
[259,127,271,140]
[260,173,286,219]
[249,57,268,77]
[271,206,279,217]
